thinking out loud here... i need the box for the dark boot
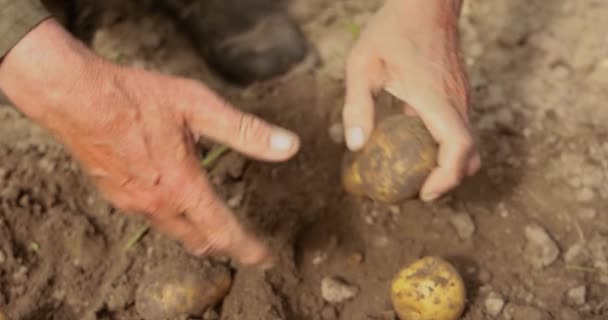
[159,0,309,86]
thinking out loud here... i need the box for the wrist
[0,19,108,126]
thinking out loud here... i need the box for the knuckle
[456,135,475,154]
[237,113,267,145]
[136,192,166,218]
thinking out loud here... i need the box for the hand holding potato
[343,0,480,201]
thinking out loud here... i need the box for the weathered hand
[0,19,300,267]
[343,0,480,201]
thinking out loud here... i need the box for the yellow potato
[0,310,7,320]
[136,263,232,320]
[391,256,466,320]
[342,114,437,203]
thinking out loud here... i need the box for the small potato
[391,256,466,320]
[342,115,437,203]
[136,263,232,320]
[0,310,7,320]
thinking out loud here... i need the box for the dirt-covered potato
[342,114,437,203]
[136,262,232,320]
[391,256,466,320]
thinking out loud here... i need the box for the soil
[2,0,608,319]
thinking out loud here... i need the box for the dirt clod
[449,211,476,239]
[321,276,359,304]
[566,286,586,306]
[524,224,560,268]
[484,292,506,317]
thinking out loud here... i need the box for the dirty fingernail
[421,192,440,202]
[270,131,294,151]
[346,127,365,150]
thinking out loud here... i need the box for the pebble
[0,250,5,264]
[321,276,359,304]
[524,224,560,268]
[328,123,345,144]
[485,292,506,317]
[312,251,328,266]
[567,286,586,306]
[503,304,550,320]
[203,309,219,320]
[564,243,585,264]
[388,205,400,215]
[226,184,245,209]
[348,252,364,265]
[449,212,476,239]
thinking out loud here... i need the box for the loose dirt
[1,0,608,319]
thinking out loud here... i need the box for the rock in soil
[484,291,506,317]
[503,304,551,320]
[321,276,359,304]
[449,212,476,239]
[524,224,560,268]
[328,123,345,144]
[566,286,586,306]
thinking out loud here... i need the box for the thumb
[343,56,376,151]
[184,85,300,162]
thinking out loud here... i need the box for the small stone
[449,212,476,239]
[503,304,550,320]
[524,224,560,268]
[348,252,364,265]
[203,309,219,320]
[576,188,595,202]
[388,205,400,215]
[567,286,586,306]
[498,202,509,218]
[312,251,327,266]
[13,266,28,283]
[0,250,5,264]
[227,185,245,209]
[321,276,358,304]
[485,292,505,317]
[328,123,345,144]
[364,215,375,225]
[372,235,390,248]
[564,243,585,264]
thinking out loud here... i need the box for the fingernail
[421,192,440,202]
[270,131,294,151]
[346,127,365,150]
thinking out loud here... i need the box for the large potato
[342,115,437,203]
[136,262,232,320]
[391,256,466,320]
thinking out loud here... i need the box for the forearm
[0,19,106,128]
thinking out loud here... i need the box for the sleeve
[0,0,51,59]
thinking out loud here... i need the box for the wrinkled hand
[0,20,300,267]
[343,0,480,201]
